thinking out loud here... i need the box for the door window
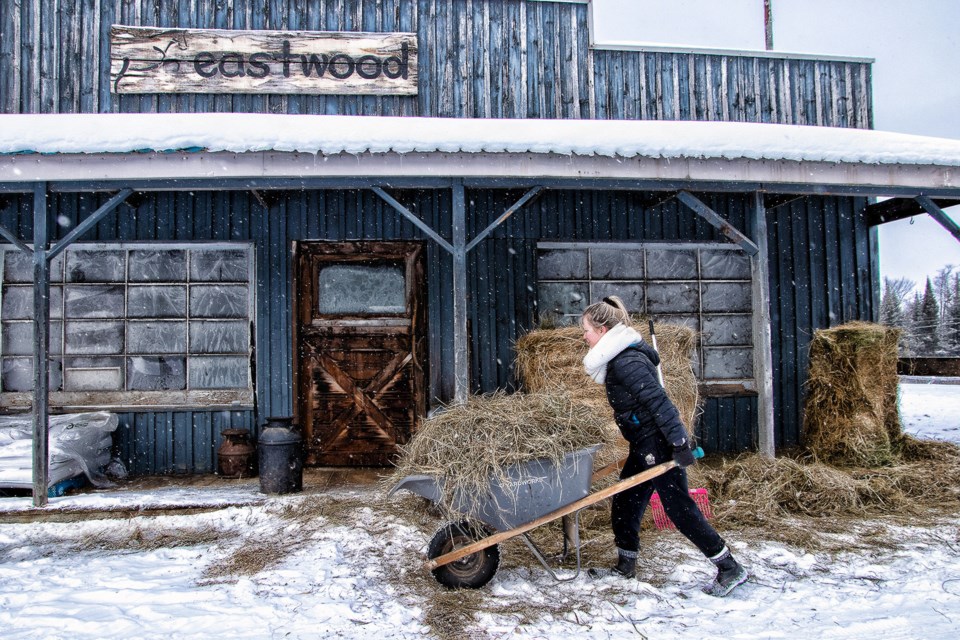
[317,263,406,315]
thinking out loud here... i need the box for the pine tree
[916,278,941,355]
[879,277,906,328]
[946,273,960,354]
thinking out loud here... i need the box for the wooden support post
[32,183,50,507]
[751,192,776,457]
[451,180,468,404]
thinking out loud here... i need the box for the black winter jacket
[604,341,688,447]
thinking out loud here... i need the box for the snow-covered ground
[1,379,958,639]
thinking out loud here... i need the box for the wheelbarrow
[389,444,704,588]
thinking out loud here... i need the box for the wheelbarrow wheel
[427,521,500,589]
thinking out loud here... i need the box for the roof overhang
[1,150,958,198]
[1,114,958,197]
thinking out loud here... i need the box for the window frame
[0,242,256,412]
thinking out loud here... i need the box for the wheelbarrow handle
[423,449,703,572]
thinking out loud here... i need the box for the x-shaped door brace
[317,350,414,449]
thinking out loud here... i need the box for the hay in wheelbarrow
[514,320,700,467]
[385,391,611,521]
[802,322,902,467]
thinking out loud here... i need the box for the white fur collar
[583,323,644,384]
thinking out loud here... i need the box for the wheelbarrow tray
[423,452,698,572]
[391,444,601,532]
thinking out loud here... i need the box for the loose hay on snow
[514,320,700,467]
[803,322,902,467]
[385,391,610,521]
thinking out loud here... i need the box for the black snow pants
[611,433,726,557]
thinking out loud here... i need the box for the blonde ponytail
[582,295,630,330]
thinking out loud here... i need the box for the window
[0,243,255,410]
[537,242,754,391]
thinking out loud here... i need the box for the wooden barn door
[294,242,426,466]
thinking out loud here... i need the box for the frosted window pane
[700,250,751,279]
[318,265,405,314]
[64,321,124,355]
[538,282,588,320]
[190,356,248,389]
[65,285,124,319]
[537,249,588,279]
[702,315,753,346]
[127,322,187,354]
[127,356,186,391]
[647,282,699,313]
[703,348,754,379]
[66,250,125,282]
[63,357,124,391]
[590,249,644,279]
[590,282,644,313]
[190,321,248,354]
[129,249,186,281]
[2,321,63,354]
[128,286,186,318]
[701,283,752,312]
[1,358,62,392]
[646,249,698,279]
[190,285,248,318]
[2,286,64,319]
[4,251,64,282]
[191,250,248,282]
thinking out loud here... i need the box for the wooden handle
[424,458,680,572]
[590,457,626,482]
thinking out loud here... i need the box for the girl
[581,295,747,597]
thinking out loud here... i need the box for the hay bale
[514,320,700,466]
[802,322,902,467]
[385,391,610,520]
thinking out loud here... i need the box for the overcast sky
[592,0,960,291]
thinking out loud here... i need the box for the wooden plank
[0,0,22,112]
[424,456,685,571]
[109,25,418,95]
[750,192,775,456]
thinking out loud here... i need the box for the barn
[1,0,959,503]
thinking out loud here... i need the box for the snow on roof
[2,113,959,168]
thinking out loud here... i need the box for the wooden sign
[110,25,418,95]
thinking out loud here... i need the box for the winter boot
[588,549,638,579]
[703,547,748,597]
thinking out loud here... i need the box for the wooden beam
[451,180,469,405]
[465,186,542,253]
[372,186,454,255]
[0,223,34,254]
[47,188,133,261]
[751,192,776,457]
[676,190,759,255]
[916,195,960,244]
[763,193,806,210]
[32,183,50,507]
[864,196,960,226]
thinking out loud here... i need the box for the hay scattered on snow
[386,391,610,520]
[514,320,700,467]
[689,444,960,529]
[803,322,902,467]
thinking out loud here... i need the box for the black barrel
[257,417,303,494]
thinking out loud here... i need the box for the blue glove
[672,442,696,468]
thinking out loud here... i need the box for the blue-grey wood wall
[0,0,878,470]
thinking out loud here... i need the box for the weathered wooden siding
[593,50,872,128]
[1,0,870,127]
